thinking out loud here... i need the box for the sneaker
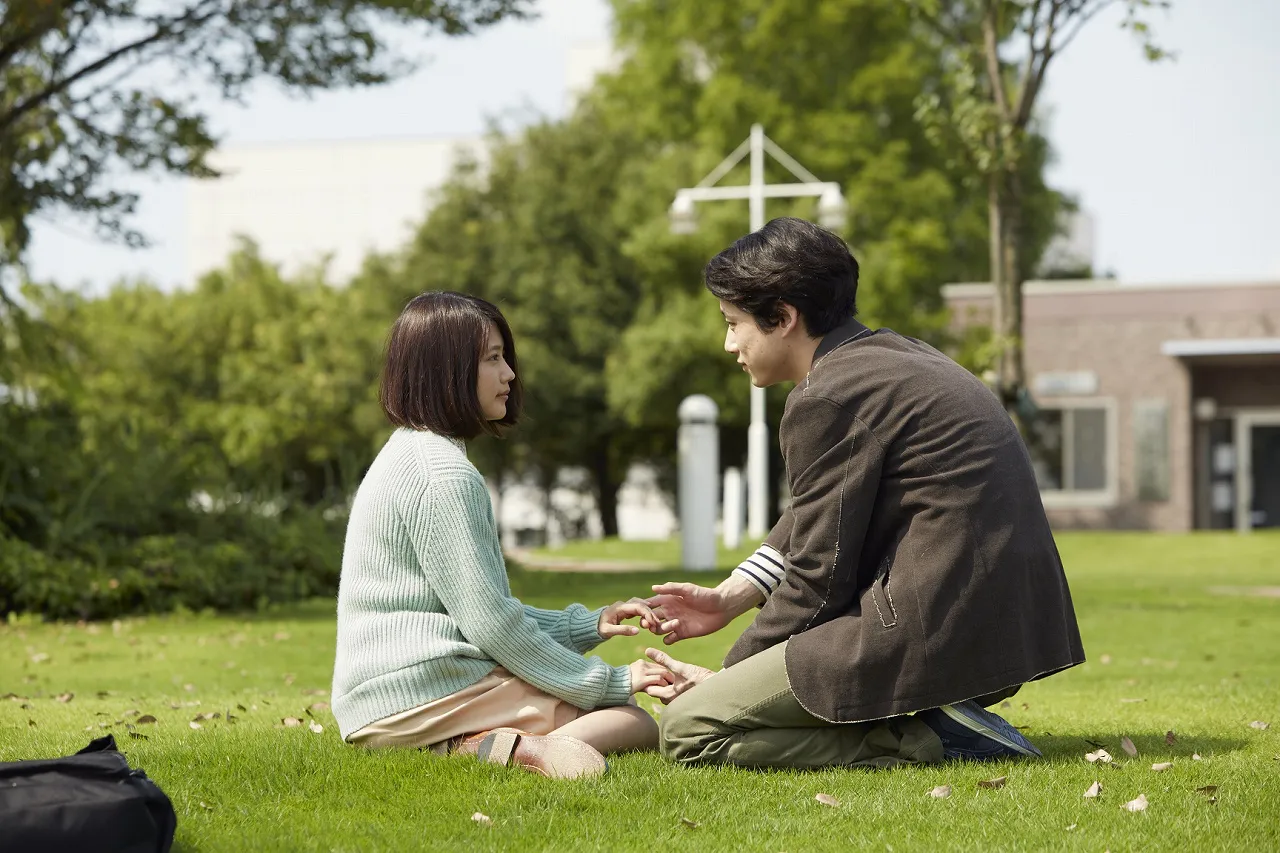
[455,728,608,779]
[916,700,1043,761]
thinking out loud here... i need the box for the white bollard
[677,394,719,571]
[722,467,744,550]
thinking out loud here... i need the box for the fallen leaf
[1249,721,1269,730]
[236,703,248,712]
[128,732,148,740]
[136,715,157,724]
[1021,702,1030,710]
[1151,762,1173,772]
[1121,737,1138,757]
[198,802,213,811]
[20,703,30,710]
[189,721,202,730]
[1165,730,1177,746]
[679,817,699,829]
[309,721,324,734]
[274,631,291,641]
[282,717,302,727]
[30,653,48,664]
[1099,654,1112,664]
[124,709,140,717]
[283,674,296,686]
[1084,781,1102,799]
[1195,785,1218,796]
[1123,794,1149,813]
[929,785,952,798]
[55,692,73,703]
[977,776,1007,789]
[1086,749,1113,764]
[1065,824,1078,831]
[96,691,110,699]
[471,812,492,826]
[308,702,329,713]
[193,712,215,722]
[815,793,840,807]
[84,725,94,732]
[1000,701,1011,709]
[1192,753,1202,760]
[169,703,181,710]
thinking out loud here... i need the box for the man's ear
[777,303,804,337]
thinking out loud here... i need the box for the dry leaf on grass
[977,776,1007,790]
[136,715,157,724]
[680,818,699,829]
[1121,737,1138,757]
[1165,730,1177,746]
[471,813,492,826]
[1122,794,1149,812]
[1151,762,1173,772]
[1249,721,1269,730]
[929,785,952,798]
[1195,785,1218,796]
[1084,781,1102,799]
[1000,701,1012,709]
[281,717,302,727]
[273,632,291,641]
[1065,824,1078,831]
[237,703,248,712]
[1192,753,1202,760]
[309,721,324,734]
[815,793,840,807]
[1099,654,1112,664]
[198,802,213,811]
[1086,749,1113,764]
[189,721,202,730]
[308,702,330,713]
[55,692,74,703]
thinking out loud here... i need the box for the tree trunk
[590,438,620,539]
[994,166,1029,437]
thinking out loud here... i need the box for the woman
[332,292,671,779]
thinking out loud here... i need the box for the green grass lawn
[2,533,1278,852]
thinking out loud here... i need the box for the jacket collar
[812,317,874,365]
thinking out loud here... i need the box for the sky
[22,0,1280,292]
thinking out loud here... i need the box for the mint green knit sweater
[331,428,632,740]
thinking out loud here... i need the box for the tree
[594,0,1068,461]
[0,0,530,305]
[908,0,1170,426]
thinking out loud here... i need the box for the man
[642,217,1085,769]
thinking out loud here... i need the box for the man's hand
[642,575,764,645]
[641,648,716,704]
[598,598,658,639]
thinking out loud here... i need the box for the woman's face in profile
[477,320,516,420]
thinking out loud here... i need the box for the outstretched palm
[643,582,734,645]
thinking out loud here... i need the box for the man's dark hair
[704,217,858,335]
[379,291,523,439]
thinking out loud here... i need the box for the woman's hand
[628,659,677,695]
[641,648,716,704]
[598,598,658,639]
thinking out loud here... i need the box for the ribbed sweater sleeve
[411,472,632,709]
[522,603,607,654]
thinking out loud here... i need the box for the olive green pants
[659,641,944,769]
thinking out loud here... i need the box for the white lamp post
[669,124,848,539]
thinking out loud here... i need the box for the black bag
[0,734,177,853]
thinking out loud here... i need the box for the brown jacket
[724,319,1085,723]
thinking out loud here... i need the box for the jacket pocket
[869,554,898,628]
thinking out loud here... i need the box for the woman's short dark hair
[379,291,523,439]
[704,217,858,336]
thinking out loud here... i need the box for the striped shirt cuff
[732,544,786,599]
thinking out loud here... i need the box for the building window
[1133,399,1171,502]
[1028,400,1116,505]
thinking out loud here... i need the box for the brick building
[944,280,1280,532]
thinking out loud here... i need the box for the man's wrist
[716,575,766,617]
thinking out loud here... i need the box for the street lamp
[670,124,848,539]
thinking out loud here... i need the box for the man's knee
[657,689,725,764]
